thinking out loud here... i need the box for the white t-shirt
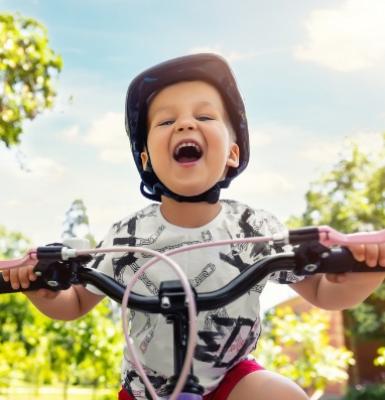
[86,200,303,398]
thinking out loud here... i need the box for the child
[3,53,385,400]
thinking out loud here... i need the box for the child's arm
[2,264,104,320]
[290,244,385,310]
[27,285,104,320]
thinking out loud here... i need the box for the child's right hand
[1,265,59,299]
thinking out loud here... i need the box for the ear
[140,150,149,170]
[226,142,240,168]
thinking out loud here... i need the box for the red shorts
[118,359,264,400]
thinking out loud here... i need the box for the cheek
[147,137,170,169]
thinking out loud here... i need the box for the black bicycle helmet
[125,53,249,203]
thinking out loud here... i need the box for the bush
[342,384,385,400]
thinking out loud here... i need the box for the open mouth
[173,141,203,163]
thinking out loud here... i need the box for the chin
[170,184,213,197]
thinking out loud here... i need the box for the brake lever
[293,241,330,275]
[33,243,93,290]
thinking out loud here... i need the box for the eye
[158,119,174,126]
[196,115,214,121]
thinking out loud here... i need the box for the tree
[60,199,121,397]
[374,347,385,367]
[62,199,96,247]
[287,134,385,386]
[0,227,35,391]
[0,224,31,258]
[0,13,62,147]
[287,141,382,232]
[43,301,122,400]
[0,220,121,398]
[287,135,385,339]
[256,306,354,396]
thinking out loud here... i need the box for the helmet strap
[140,179,230,204]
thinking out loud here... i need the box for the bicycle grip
[0,274,60,294]
[305,247,385,274]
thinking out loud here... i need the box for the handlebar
[0,243,383,311]
[1,225,385,400]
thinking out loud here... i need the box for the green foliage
[0,293,122,395]
[0,12,62,147]
[374,347,385,367]
[46,300,122,391]
[286,138,385,231]
[0,223,121,395]
[0,339,26,389]
[256,306,354,393]
[342,384,385,400]
[287,134,385,339]
[0,225,31,258]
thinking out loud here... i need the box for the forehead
[148,80,225,116]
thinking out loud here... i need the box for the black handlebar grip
[0,274,59,294]
[313,247,385,274]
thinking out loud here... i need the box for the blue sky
[1,0,385,306]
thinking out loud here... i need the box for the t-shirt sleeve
[84,225,116,295]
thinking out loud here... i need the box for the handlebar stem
[159,281,204,397]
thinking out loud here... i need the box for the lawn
[0,386,115,399]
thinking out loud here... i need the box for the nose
[175,116,196,132]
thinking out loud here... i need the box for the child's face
[142,80,240,199]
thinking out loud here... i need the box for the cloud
[28,157,67,178]
[298,131,384,164]
[84,111,130,164]
[345,131,385,154]
[0,148,67,180]
[248,127,273,148]
[61,125,81,142]
[298,139,342,164]
[231,171,294,197]
[294,0,385,71]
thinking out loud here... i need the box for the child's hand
[326,244,385,284]
[349,243,385,267]
[1,265,59,299]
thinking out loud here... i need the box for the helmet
[125,53,249,203]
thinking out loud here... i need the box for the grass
[0,386,115,400]
[0,395,92,400]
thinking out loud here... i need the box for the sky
[1,0,385,307]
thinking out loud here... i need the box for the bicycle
[0,225,384,400]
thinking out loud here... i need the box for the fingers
[2,267,57,298]
[7,265,37,290]
[349,244,385,268]
[1,269,10,282]
[348,244,365,262]
[379,243,385,267]
[365,244,379,267]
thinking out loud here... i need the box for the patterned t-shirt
[86,200,303,398]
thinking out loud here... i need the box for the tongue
[178,156,197,163]
[175,146,201,163]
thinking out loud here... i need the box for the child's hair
[125,53,250,204]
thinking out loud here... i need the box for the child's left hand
[326,244,385,284]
